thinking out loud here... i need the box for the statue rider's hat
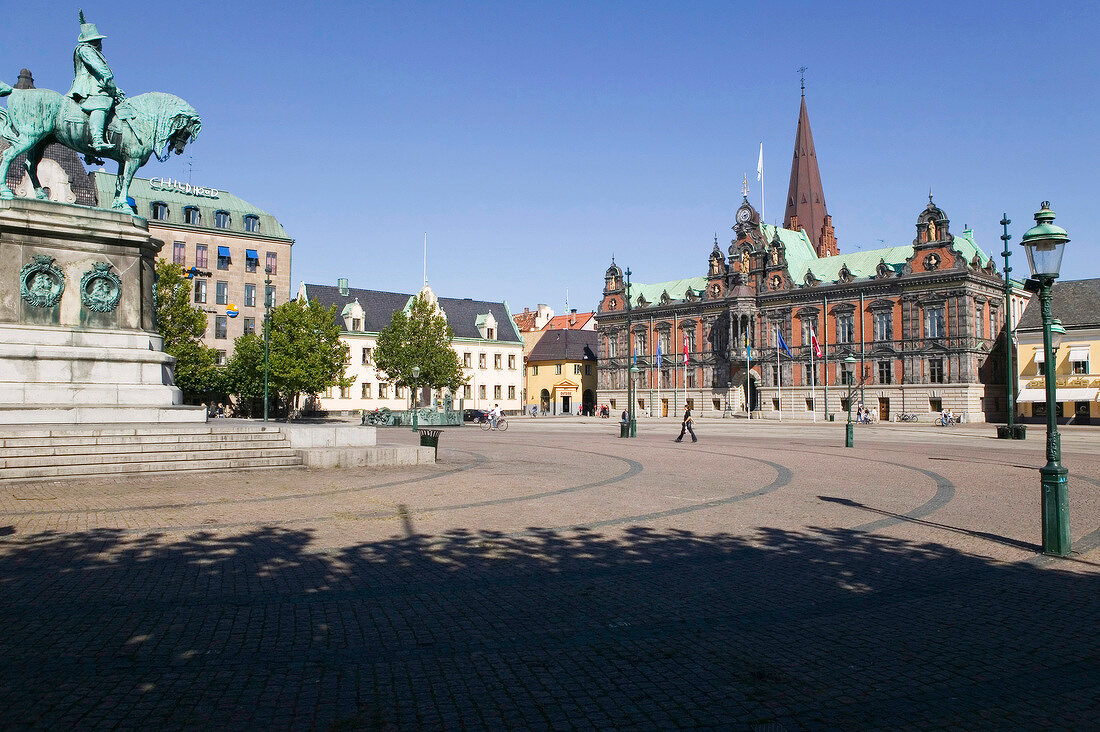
[77,10,106,43]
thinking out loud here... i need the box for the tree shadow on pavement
[0,523,1096,730]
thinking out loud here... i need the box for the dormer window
[244,215,260,233]
[351,318,361,331]
[487,327,495,340]
[184,206,201,225]
[214,210,231,229]
[151,201,169,220]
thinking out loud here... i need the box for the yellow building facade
[525,330,598,415]
[1015,279,1100,424]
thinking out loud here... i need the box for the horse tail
[0,84,15,143]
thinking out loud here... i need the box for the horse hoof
[0,189,13,200]
[34,189,49,200]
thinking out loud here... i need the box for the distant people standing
[675,407,697,443]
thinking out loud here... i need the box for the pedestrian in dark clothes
[675,407,696,442]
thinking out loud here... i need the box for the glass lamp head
[1021,201,1069,278]
[1050,319,1065,350]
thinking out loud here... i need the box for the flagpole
[811,340,816,423]
[823,294,829,419]
[745,334,751,419]
[757,141,764,224]
[776,325,782,422]
[656,342,661,418]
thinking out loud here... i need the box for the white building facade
[298,282,524,415]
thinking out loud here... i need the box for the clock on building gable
[735,200,759,228]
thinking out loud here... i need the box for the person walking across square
[675,407,696,443]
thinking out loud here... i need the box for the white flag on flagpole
[757,142,763,181]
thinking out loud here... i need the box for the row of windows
[210,315,259,340]
[784,358,947,386]
[1034,356,1091,375]
[194,280,275,308]
[171,242,278,274]
[152,202,261,233]
[461,352,517,370]
[608,303,1001,356]
[328,383,517,401]
[530,364,592,376]
[630,330,698,356]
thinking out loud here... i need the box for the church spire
[783,82,837,257]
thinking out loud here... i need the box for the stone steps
[0,432,289,451]
[0,424,305,481]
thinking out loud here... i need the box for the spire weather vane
[741,174,749,199]
[797,65,808,94]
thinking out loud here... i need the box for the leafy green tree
[154,259,224,403]
[373,293,467,393]
[266,298,352,419]
[224,332,266,416]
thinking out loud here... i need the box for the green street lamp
[844,354,857,448]
[1021,201,1071,557]
[410,365,421,431]
[624,267,637,438]
[262,266,272,423]
[997,215,1026,440]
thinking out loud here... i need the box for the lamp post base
[1040,463,1071,556]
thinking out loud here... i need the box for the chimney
[337,277,349,296]
[569,308,577,326]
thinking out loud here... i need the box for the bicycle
[936,415,957,427]
[480,417,508,431]
[896,412,919,422]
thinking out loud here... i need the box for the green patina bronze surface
[80,262,122,312]
[0,11,201,210]
[20,255,66,308]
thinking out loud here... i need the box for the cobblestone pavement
[1,419,1097,730]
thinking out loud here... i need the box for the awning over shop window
[1017,387,1099,403]
[1067,346,1091,361]
[246,249,259,260]
[1033,349,1045,364]
[217,246,231,258]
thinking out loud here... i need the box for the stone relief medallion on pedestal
[80,262,123,312]
[20,255,66,308]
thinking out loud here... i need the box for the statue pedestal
[0,198,204,424]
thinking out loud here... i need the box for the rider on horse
[67,11,124,154]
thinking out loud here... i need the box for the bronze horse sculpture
[0,81,200,210]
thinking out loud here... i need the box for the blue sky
[4,1,1097,315]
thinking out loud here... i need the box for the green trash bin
[620,422,629,438]
[418,428,442,459]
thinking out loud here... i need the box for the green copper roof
[627,222,994,304]
[628,277,708,307]
[763,223,993,286]
[949,229,994,267]
[92,172,292,240]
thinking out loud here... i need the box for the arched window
[183,206,201,225]
[244,215,260,233]
[151,201,169,220]
[214,210,231,229]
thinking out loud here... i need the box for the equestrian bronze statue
[0,11,202,210]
